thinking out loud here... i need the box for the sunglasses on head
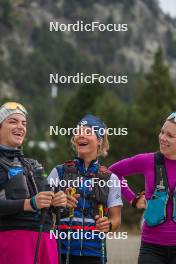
[2,102,27,115]
[167,112,176,122]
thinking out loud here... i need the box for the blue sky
[159,0,176,18]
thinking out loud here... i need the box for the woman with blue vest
[48,114,122,264]
[109,112,176,264]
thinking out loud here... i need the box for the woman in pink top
[109,112,176,264]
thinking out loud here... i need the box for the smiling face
[159,120,176,159]
[0,113,27,148]
[74,126,101,160]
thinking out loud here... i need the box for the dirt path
[107,235,140,264]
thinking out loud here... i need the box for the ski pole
[99,204,105,264]
[54,186,62,264]
[66,188,76,264]
[33,181,50,264]
[34,208,46,264]
[56,206,61,264]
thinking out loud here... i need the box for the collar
[74,157,99,174]
[0,144,24,158]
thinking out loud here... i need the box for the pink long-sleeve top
[109,153,176,246]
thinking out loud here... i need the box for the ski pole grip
[69,188,76,217]
[99,204,104,218]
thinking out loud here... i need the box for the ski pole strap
[131,191,145,208]
[98,204,105,264]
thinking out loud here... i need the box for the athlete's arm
[109,206,121,231]
[95,206,121,232]
[96,173,122,232]
[0,198,25,215]
[107,173,122,231]
[109,153,150,203]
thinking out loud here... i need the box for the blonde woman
[110,112,176,264]
[48,114,122,264]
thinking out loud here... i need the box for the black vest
[0,147,53,232]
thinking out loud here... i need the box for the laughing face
[74,126,101,160]
[0,113,27,148]
[159,120,176,159]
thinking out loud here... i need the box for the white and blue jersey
[48,158,122,257]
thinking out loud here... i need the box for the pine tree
[1,0,13,27]
[136,48,176,151]
[60,82,106,129]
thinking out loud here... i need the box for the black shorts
[138,241,176,264]
[61,254,102,264]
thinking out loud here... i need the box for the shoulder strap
[96,165,111,181]
[0,157,12,171]
[56,161,79,193]
[0,158,10,186]
[154,152,168,190]
[55,161,78,180]
[19,157,39,194]
[63,160,78,175]
[55,164,65,181]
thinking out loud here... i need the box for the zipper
[79,160,97,255]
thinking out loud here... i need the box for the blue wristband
[30,196,39,211]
